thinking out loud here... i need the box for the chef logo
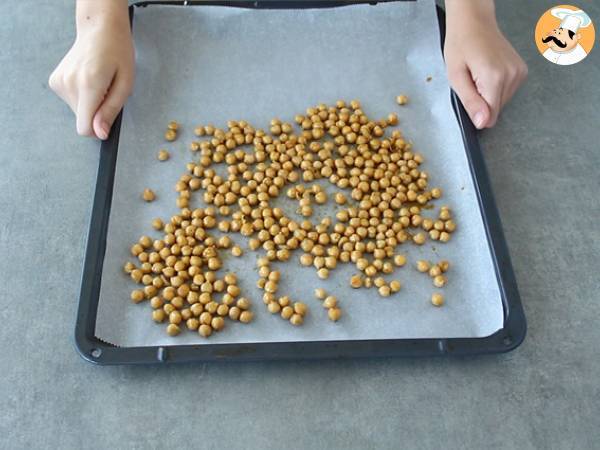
[535,5,595,65]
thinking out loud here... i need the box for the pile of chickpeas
[126,98,457,338]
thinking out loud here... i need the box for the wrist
[76,0,129,36]
[445,0,497,30]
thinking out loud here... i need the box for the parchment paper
[95,0,504,347]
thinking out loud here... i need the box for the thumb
[92,71,133,140]
[448,65,490,130]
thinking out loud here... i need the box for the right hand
[49,18,134,140]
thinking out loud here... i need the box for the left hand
[444,13,528,129]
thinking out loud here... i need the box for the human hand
[49,0,134,140]
[444,0,527,129]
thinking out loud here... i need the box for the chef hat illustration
[551,8,592,33]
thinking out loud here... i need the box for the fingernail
[98,121,109,140]
[473,112,485,129]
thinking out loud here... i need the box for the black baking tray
[75,0,526,365]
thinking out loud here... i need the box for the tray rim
[74,0,526,365]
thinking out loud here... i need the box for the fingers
[77,87,107,137]
[50,64,108,138]
[92,71,134,140]
[501,62,528,108]
[49,66,77,114]
[474,72,503,128]
[447,64,491,130]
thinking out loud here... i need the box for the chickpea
[350,274,362,288]
[300,205,313,217]
[265,280,278,293]
[227,285,241,297]
[429,229,440,240]
[293,302,308,316]
[217,304,229,317]
[223,272,237,285]
[328,307,342,322]
[236,297,251,310]
[211,316,225,331]
[413,232,426,245]
[152,309,166,323]
[267,301,281,314]
[439,208,451,220]
[198,324,212,337]
[281,306,294,320]
[239,311,254,323]
[228,306,241,321]
[142,188,156,202]
[190,303,204,316]
[300,253,314,266]
[231,246,243,257]
[151,218,164,230]
[314,191,327,204]
[186,318,200,331]
[433,275,447,288]
[396,94,408,105]
[218,235,232,248]
[123,261,136,274]
[373,277,386,288]
[130,289,145,303]
[315,288,327,300]
[150,296,164,309]
[365,266,377,277]
[389,280,401,293]
[166,323,181,336]
[392,254,407,267]
[378,285,391,297]
[431,293,444,307]
[290,314,304,326]
[429,265,442,277]
[439,260,450,273]
[335,192,347,205]
[416,260,431,272]
[205,301,219,314]
[199,311,212,325]
[169,310,182,325]
[157,149,170,161]
[317,268,329,279]
[164,129,177,142]
[439,232,451,243]
[323,296,337,309]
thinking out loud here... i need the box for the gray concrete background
[0,1,598,449]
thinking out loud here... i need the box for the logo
[535,5,595,65]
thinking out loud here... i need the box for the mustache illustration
[542,35,567,48]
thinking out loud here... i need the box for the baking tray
[75,0,526,364]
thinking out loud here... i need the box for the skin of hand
[49,0,134,140]
[444,0,528,129]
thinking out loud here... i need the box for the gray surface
[97,1,503,347]
[0,0,598,449]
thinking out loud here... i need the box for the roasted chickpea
[328,308,342,321]
[142,188,156,202]
[431,293,444,307]
[166,323,181,336]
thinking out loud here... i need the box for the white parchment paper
[95,0,504,347]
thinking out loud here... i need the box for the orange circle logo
[535,5,595,65]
